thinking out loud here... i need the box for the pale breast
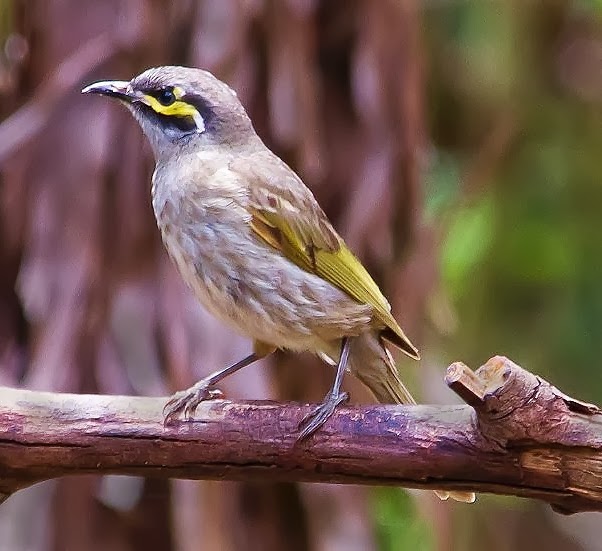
[151,162,374,352]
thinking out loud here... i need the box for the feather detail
[237,154,419,359]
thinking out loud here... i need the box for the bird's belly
[161,222,373,351]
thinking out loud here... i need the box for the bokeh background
[1,1,601,550]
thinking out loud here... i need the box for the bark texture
[1,356,600,515]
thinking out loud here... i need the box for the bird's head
[82,66,255,159]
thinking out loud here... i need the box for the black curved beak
[81,80,136,103]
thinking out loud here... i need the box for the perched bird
[83,66,474,502]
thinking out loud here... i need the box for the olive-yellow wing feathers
[234,157,419,360]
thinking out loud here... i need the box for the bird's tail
[351,334,416,406]
[342,331,476,504]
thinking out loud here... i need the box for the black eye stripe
[181,93,215,127]
[134,87,217,135]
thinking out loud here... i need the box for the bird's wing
[233,156,419,359]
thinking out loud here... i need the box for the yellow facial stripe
[143,95,199,118]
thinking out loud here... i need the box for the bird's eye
[157,88,176,106]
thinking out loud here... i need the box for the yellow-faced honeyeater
[83,67,474,503]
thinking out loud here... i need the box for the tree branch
[0,356,600,514]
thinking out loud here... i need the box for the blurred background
[0,0,601,549]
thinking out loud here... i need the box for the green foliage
[578,0,602,16]
[372,489,433,551]
[423,3,602,536]
[441,195,495,300]
[424,150,462,221]
[428,0,602,405]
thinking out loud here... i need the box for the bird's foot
[297,391,349,440]
[163,380,224,425]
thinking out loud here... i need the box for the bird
[82,66,474,503]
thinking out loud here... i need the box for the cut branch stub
[446,356,602,514]
[446,356,601,446]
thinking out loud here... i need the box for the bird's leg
[298,337,351,440]
[164,351,265,424]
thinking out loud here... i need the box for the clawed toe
[163,383,223,425]
[298,391,349,440]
